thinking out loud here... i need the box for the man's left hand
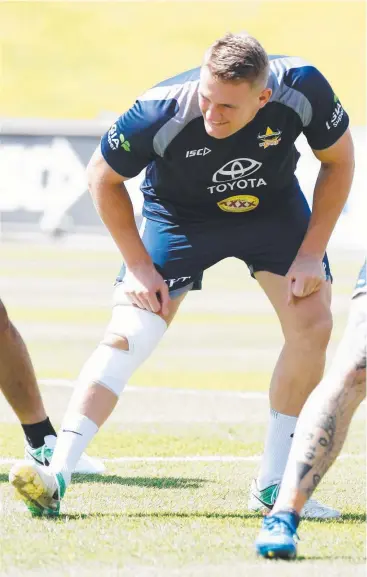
[287,255,326,304]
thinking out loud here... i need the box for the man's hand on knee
[287,254,327,303]
[124,262,170,316]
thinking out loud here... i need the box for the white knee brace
[77,305,167,396]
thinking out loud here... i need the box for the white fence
[0,119,365,248]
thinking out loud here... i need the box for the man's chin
[204,122,232,139]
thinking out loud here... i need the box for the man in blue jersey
[10,32,354,517]
[255,261,366,559]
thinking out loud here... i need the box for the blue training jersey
[101,56,349,224]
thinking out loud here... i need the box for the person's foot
[248,478,341,519]
[25,435,105,474]
[9,461,66,516]
[255,510,299,559]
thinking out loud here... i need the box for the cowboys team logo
[258,127,282,149]
[217,195,259,213]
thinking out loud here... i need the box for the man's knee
[345,295,367,374]
[286,306,333,350]
[340,365,366,407]
[101,333,129,351]
[352,366,366,396]
[78,305,167,396]
[0,300,10,333]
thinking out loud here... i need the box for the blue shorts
[116,190,332,297]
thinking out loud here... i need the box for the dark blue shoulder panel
[283,64,349,149]
[101,98,179,177]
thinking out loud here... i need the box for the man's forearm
[90,181,152,269]
[299,161,354,258]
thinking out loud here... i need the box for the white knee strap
[77,305,167,396]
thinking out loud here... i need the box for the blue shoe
[255,510,300,559]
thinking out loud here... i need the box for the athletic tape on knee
[77,306,167,396]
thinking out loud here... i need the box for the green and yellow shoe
[9,461,66,517]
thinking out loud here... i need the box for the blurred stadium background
[0,1,365,575]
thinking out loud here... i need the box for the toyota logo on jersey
[208,158,267,195]
[213,158,262,183]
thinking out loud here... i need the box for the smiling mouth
[207,120,228,126]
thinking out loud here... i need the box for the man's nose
[205,105,222,123]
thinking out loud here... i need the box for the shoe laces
[264,515,300,541]
[41,444,53,466]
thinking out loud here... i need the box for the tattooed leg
[272,294,366,515]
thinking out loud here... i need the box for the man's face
[198,66,272,139]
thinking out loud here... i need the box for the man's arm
[86,145,169,315]
[86,144,151,269]
[287,129,354,301]
[299,128,355,258]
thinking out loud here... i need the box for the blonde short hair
[204,32,269,86]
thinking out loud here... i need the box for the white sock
[257,409,298,490]
[50,413,99,486]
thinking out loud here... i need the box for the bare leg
[0,300,57,449]
[273,294,366,514]
[256,272,332,416]
[253,272,332,492]
[0,300,47,424]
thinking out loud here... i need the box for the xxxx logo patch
[217,195,259,213]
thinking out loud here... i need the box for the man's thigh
[235,191,334,333]
[115,218,227,298]
[255,270,332,336]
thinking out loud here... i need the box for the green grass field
[0,240,365,575]
[0,1,365,572]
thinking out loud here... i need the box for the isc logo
[186,147,211,158]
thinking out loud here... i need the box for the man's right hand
[123,263,170,316]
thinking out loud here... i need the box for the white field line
[0,454,364,466]
[39,380,367,404]
[3,0,356,4]
[39,379,268,399]
[0,0,333,4]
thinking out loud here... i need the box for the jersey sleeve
[301,67,349,150]
[101,97,179,177]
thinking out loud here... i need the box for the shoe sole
[256,544,297,560]
[249,495,340,520]
[301,510,341,519]
[9,463,59,517]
